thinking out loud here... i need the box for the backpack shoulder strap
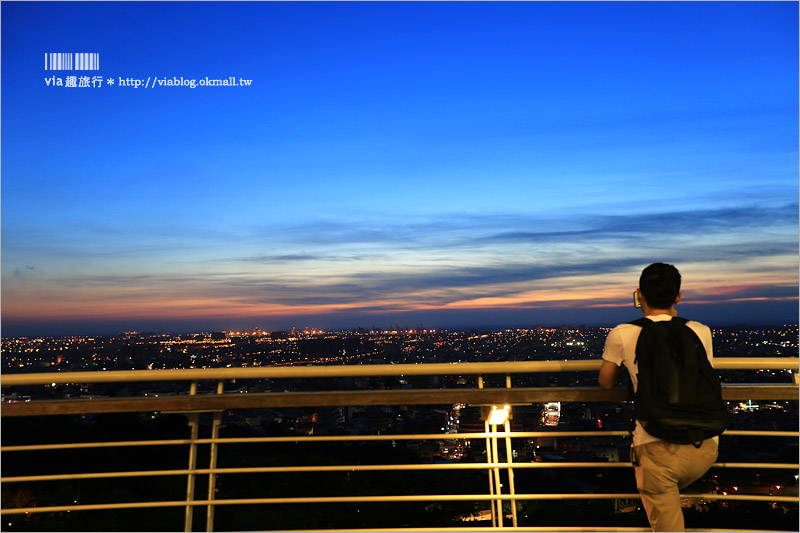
[670,316,703,344]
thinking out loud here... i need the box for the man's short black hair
[639,262,681,309]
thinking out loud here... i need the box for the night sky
[2,2,798,336]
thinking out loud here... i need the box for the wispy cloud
[5,201,796,324]
[237,253,370,264]
[250,202,797,252]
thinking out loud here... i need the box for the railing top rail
[2,384,796,417]
[1,357,796,387]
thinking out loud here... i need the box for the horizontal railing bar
[259,529,796,533]
[210,463,628,473]
[1,463,627,484]
[1,357,796,386]
[712,462,799,469]
[0,431,622,452]
[0,361,601,385]
[190,431,633,444]
[3,384,797,417]
[258,524,664,533]
[3,469,196,482]
[1,500,200,514]
[1,438,196,452]
[0,387,625,416]
[188,430,799,443]
[675,494,799,502]
[720,430,799,437]
[258,529,799,533]
[218,460,796,471]
[4,430,796,453]
[4,492,797,515]
[6,460,798,484]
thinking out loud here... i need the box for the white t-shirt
[601,314,714,447]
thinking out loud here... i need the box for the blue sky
[2,1,798,336]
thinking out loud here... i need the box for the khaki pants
[633,439,718,532]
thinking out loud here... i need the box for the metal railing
[2,357,798,532]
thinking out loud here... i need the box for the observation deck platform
[2,358,798,531]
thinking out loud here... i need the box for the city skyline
[2,2,798,337]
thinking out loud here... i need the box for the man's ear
[674,292,682,305]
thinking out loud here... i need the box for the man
[598,262,718,532]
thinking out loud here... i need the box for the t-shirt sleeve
[688,321,714,364]
[602,327,625,367]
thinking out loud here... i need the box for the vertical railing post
[504,374,518,527]
[206,381,224,532]
[184,381,199,533]
[478,376,498,527]
[490,423,504,527]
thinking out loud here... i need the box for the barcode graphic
[45,53,99,71]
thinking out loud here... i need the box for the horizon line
[3,321,797,340]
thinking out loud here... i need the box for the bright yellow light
[487,405,510,426]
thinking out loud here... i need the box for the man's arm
[598,360,623,389]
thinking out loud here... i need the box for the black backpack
[627,317,728,447]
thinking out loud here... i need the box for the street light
[487,404,510,426]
